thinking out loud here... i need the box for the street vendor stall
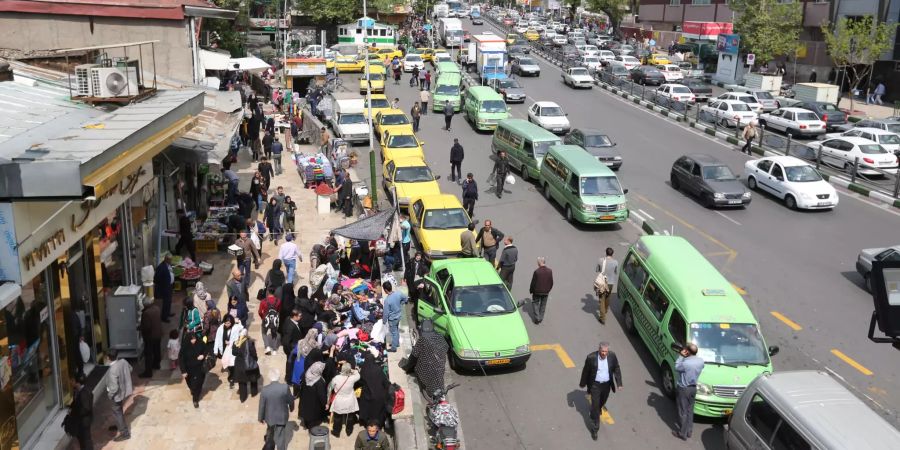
[294,152,335,187]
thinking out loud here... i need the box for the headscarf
[305,361,326,386]
[340,361,352,376]
[194,282,209,301]
[205,298,217,311]
[298,329,318,357]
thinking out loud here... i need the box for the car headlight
[742,191,752,199]
[613,156,622,160]
[616,203,626,211]
[697,383,713,395]
[714,193,725,199]
[515,345,530,354]
[459,349,480,358]
[800,192,813,199]
[581,203,593,212]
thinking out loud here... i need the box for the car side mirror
[516,300,526,309]
[768,345,780,356]
[434,175,442,180]
[623,188,629,194]
[612,142,618,147]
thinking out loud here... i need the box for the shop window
[97,214,126,287]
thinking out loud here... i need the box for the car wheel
[543,183,552,200]
[748,176,758,191]
[843,162,853,173]
[520,164,529,182]
[670,173,681,190]
[784,194,797,210]
[660,363,676,399]
[719,118,730,128]
[448,348,461,372]
[565,205,574,223]
[622,303,636,335]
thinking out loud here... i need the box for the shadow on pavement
[839,270,867,294]
[565,388,595,434]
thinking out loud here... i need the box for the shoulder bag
[594,259,609,295]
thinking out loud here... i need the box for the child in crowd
[167,329,181,370]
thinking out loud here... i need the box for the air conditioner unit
[91,67,139,98]
[75,63,99,96]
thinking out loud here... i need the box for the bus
[337,17,397,49]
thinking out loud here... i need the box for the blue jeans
[284,258,296,284]
[388,319,400,350]
[239,259,252,294]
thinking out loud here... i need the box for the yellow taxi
[524,29,540,41]
[376,47,403,64]
[383,157,441,208]
[364,94,392,119]
[373,109,414,138]
[328,55,365,72]
[415,48,434,62]
[359,65,386,94]
[644,53,672,65]
[506,33,518,44]
[408,194,473,259]
[380,132,425,161]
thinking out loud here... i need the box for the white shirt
[595,355,610,383]
[278,241,300,262]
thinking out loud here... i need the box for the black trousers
[741,137,753,154]
[450,161,462,181]
[588,381,612,432]
[463,197,476,217]
[532,294,548,323]
[413,116,420,132]
[495,173,506,198]
[175,236,196,261]
[142,336,161,373]
[331,413,356,437]
[444,115,452,130]
[421,102,428,113]
[187,372,205,403]
[238,380,259,402]
[74,421,94,450]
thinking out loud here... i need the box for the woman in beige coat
[327,361,360,438]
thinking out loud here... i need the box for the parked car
[682,78,712,102]
[655,83,696,105]
[806,136,898,175]
[670,154,751,208]
[630,66,666,86]
[528,101,571,134]
[743,156,838,210]
[602,64,630,80]
[561,67,594,88]
[716,92,764,113]
[825,128,900,153]
[508,43,531,55]
[758,107,827,138]
[700,100,758,128]
[597,50,616,64]
[488,77,526,103]
[552,35,568,46]
[655,64,684,82]
[845,118,900,134]
[564,128,621,169]
[857,245,900,292]
[792,101,847,130]
[580,55,603,72]
[613,55,640,70]
[512,56,541,76]
[644,53,671,65]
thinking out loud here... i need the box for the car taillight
[822,114,827,122]
[799,124,807,129]
[863,157,875,164]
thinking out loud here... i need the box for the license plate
[600,215,615,220]
[723,409,733,415]
[553,128,562,132]
[817,202,830,207]
[728,200,741,205]
[485,358,510,365]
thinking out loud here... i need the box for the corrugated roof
[0,0,217,20]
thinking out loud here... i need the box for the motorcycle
[424,383,461,450]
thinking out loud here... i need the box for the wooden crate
[195,239,219,253]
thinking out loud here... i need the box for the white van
[726,371,900,449]
[328,94,371,144]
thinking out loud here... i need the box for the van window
[622,253,648,289]
[692,323,768,365]
[567,174,579,192]
[480,100,507,113]
[668,310,687,345]
[642,280,670,321]
[746,395,811,450]
[532,140,559,157]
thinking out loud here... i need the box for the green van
[432,72,463,112]
[538,145,628,224]
[618,235,779,417]
[435,61,461,78]
[416,258,531,370]
[492,119,561,181]
[462,86,509,131]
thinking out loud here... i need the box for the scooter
[424,383,461,450]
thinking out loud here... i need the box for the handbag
[327,376,352,410]
[594,259,609,295]
[221,343,235,369]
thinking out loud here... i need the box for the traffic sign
[746,53,755,66]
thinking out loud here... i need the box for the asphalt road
[336,22,900,448]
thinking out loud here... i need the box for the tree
[293,0,358,23]
[580,0,629,31]
[730,0,802,69]
[822,16,896,108]
[205,0,250,57]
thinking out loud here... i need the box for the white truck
[438,17,464,47]
[473,34,507,82]
[433,3,449,19]
[327,93,371,144]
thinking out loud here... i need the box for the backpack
[388,383,405,415]
[263,302,280,335]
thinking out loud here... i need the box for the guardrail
[484,15,900,202]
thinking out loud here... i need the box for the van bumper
[694,396,738,417]
[575,208,628,224]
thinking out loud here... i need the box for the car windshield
[388,135,418,148]
[381,114,409,125]
[541,106,565,116]
[394,166,434,183]
[435,85,460,96]
[644,69,662,75]
[879,135,900,145]
[406,55,422,62]
[672,86,691,94]
[367,98,389,108]
[859,144,888,154]
[796,112,819,121]
[423,208,469,229]
[581,176,622,196]
[518,58,535,65]
[584,57,599,63]
[498,79,521,88]
[339,113,367,125]
[702,165,736,180]
[737,96,756,103]
[623,57,638,63]
[450,284,516,315]
[754,91,774,100]
[784,165,823,182]
[691,323,769,366]
[887,124,900,133]
[480,100,507,113]
[583,134,612,147]
[366,73,385,81]
[731,103,751,112]
[818,103,839,111]
[570,68,589,76]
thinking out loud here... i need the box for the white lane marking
[714,210,742,226]
[637,209,655,221]
[630,210,646,222]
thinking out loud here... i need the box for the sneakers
[113,433,131,442]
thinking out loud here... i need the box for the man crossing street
[461,173,478,217]
[528,257,553,324]
[578,342,623,441]
[449,138,464,182]
[496,236,518,289]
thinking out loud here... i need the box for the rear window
[732,103,751,112]
[859,144,888,154]
[879,134,900,145]
[819,103,839,111]
[795,112,819,121]
[753,91,774,100]
[672,86,691,94]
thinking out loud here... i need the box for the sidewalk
[66,140,414,449]
[836,96,899,120]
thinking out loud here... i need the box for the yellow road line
[730,283,748,295]
[770,311,802,331]
[530,343,576,368]
[831,349,874,376]
[583,395,617,425]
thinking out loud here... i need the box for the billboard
[682,21,734,40]
[716,33,741,55]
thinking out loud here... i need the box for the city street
[340,20,900,449]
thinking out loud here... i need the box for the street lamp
[361,8,378,205]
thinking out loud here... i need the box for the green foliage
[204,0,250,57]
[293,0,359,23]
[822,16,896,108]
[581,0,628,29]
[730,0,802,67]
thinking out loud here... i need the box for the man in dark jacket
[443,101,454,131]
[259,369,294,450]
[138,298,163,377]
[154,254,174,323]
[174,209,196,262]
[262,130,274,161]
[491,150,510,198]
[449,138,464,182]
[475,220,504,263]
[496,237,518,289]
[258,157,275,192]
[528,257,554,324]
[461,173,478,217]
[272,137,284,175]
[68,373,94,449]
[578,342,623,441]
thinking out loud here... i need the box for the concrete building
[0,0,236,84]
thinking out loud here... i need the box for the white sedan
[402,54,425,72]
[806,136,899,175]
[700,100,758,128]
[561,67,594,89]
[580,55,603,72]
[656,64,684,82]
[758,107,827,138]
[613,55,640,70]
[824,127,900,153]
[744,156,838,210]
[716,92,764,114]
[552,35,568,46]
[528,101,571,134]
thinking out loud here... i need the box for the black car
[630,66,666,86]
[508,43,531,55]
[564,128,622,170]
[472,17,484,25]
[792,101,848,131]
[682,78,712,102]
[560,45,579,60]
[670,154,751,208]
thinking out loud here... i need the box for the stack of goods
[295,153,334,187]
[195,205,237,241]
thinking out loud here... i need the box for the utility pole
[363,4,379,205]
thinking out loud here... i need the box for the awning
[200,49,231,71]
[229,56,271,73]
[331,209,395,241]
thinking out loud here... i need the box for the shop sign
[249,18,289,29]
[682,21,733,39]
[15,162,154,283]
[716,33,741,55]
[286,63,326,76]
[0,203,21,283]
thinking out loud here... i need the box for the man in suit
[259,369,295,450]
[578,342,623,441]
[69,372,94,449]
[154,254,175,323]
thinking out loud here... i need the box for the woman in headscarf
[297,286,317,337]
[231,329,260,402]
[278,282,296,327]
[179,330,207,408]
[264,197,282,243]
[193,281,212,318]
[297,329,319,360]
[182,297,202,337]
[264,258,286,292]
[228,295,249,326]
[357,353,391,427]
[327,361,360,438]
[298,361,328,429]
[213,314,244,389]
[407,319,448,396]
[202,297,221,355]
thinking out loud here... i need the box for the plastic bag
[505,174,515,185]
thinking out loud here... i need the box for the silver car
[513,56,541,76]
[856,245,900,292]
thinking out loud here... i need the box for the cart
[329,138,351,170]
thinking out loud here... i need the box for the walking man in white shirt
[278,233,302,284]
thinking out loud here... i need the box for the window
[622,253,648,289]
[668,310,687,345]
[642,280,671,321]
[772,421,811,450]
[379,29,386,36]
[746,394,781,444]
[692,0,711,4]
[412,200,424,222]
[386,161,395,178]
[420,281,439,306]
[691,163,702,177]
[771,164,784,180]
[356,28,362,35]
[435,268,451,287]
[757,159,773,173]
[568,174,579,192]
